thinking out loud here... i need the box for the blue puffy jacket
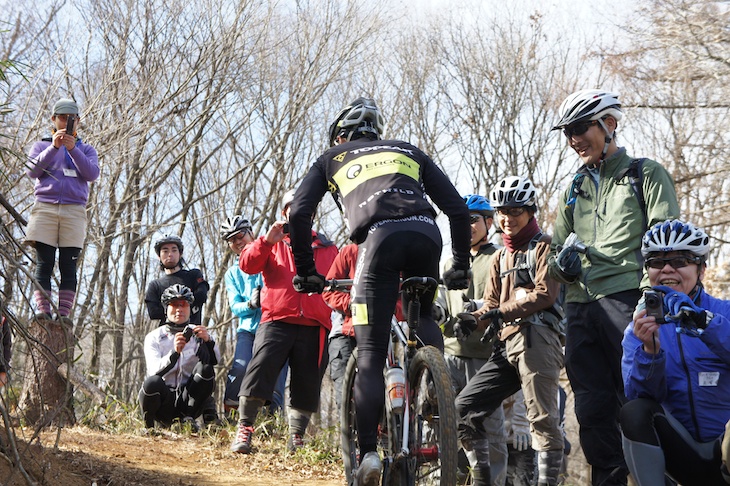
[622,288,730,442]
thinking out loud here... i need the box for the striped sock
[34,290,52,315]
[58,289,76,317]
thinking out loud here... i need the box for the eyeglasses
[496,207,526,217]
[469,214,484,224]
[645,256,703,269]
[563,120,598,139]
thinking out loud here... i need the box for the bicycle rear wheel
[407,345,458,485]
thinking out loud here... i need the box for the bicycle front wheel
[407,345,458,486]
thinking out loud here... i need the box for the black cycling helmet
[220,215,252,240]
[161,284,194,306]
[328,97,386,147]
[154,234,184,256]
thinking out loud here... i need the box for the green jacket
[442,243,498,358]
[548,148,680,303]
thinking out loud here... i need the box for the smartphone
[66,114,76,135]
[643,290,665,323]
[282,223,290,234]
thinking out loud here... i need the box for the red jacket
[323,243,404,337]
[323,243,358,337]
[240,232,338,329]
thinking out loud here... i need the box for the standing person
[145,235,209,326]
[322,243,358,408]
[454,176,564,486]
[621,220,730,486]
[288,97,471,485]
[548,88,680,486]
[219,215,286,413]
[25,98,99,324]
[442,194,508,485]
[139,284,220,431]
[230,191,338,454]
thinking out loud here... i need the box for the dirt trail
[1,425,345,486]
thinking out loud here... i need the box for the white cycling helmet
[219,215,252,240]
[641,220,711,257]
[490,176,537,209]
[552,89,623,130]
[328,97,386,146]
[282,189,296,211]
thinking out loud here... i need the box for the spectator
[322,243,358,408]
[25,98,99,324]
[442,194,508,485]
[139,284,220,431]
[621,220,730,486]
[288,97,470,485]
[455,176,564,486]
[548,88,680,486]
[230,190,338,454]
[145,235,209,326]
[219,215,286,413]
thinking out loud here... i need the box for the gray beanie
[52,98,79,115]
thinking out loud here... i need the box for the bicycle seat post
[400,276,439,348]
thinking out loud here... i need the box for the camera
[182,326,194,342]
[643,290,665,324]
[65,114,76,135]
[282,223,290,234]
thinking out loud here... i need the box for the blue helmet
[642,219,710,258]
[463,194,494,218]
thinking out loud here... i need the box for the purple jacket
[27,139,99,205]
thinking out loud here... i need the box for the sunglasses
[563,120,598,138]
[496,207,526,217]
[469,214,484,224]
[645,256,703,269]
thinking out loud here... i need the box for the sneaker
[287,433,304,452]
[231,421,255,454]
[356,451,382,486]
[181,416,200,433]
[57,316,74,328]
[34,313,52,322]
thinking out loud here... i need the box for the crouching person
[139,284,220,431]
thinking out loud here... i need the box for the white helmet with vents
[490,176,537,209]
[641,220,710,257]
[552,89,623,130]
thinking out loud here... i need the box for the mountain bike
[327,276,458,486]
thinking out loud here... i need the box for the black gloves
[443,266,471,290]
[454,313,478,341]
[555,245,582,281]
[292,267,326,294]
[478,309,504,343]
[249,286,261,309]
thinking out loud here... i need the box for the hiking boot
[287,433,304,452]
[356,451,382,486]
[231,422,255,454]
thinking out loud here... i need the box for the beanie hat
[53,98,79,115]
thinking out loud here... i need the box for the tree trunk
[17,318,75,426]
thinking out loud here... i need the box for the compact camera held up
[643,290,666,324]
[182,326,194,342]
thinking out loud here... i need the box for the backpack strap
[614,158,647,231]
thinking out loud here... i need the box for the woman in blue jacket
[621,220,730,486]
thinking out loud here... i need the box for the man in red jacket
[230,190,338,454]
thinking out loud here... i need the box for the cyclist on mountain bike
[621,219,730,486]
[288,97,471,485]
[454,176,564,486]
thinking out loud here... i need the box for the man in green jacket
[548,89,680,486]
[441,194,507,484]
